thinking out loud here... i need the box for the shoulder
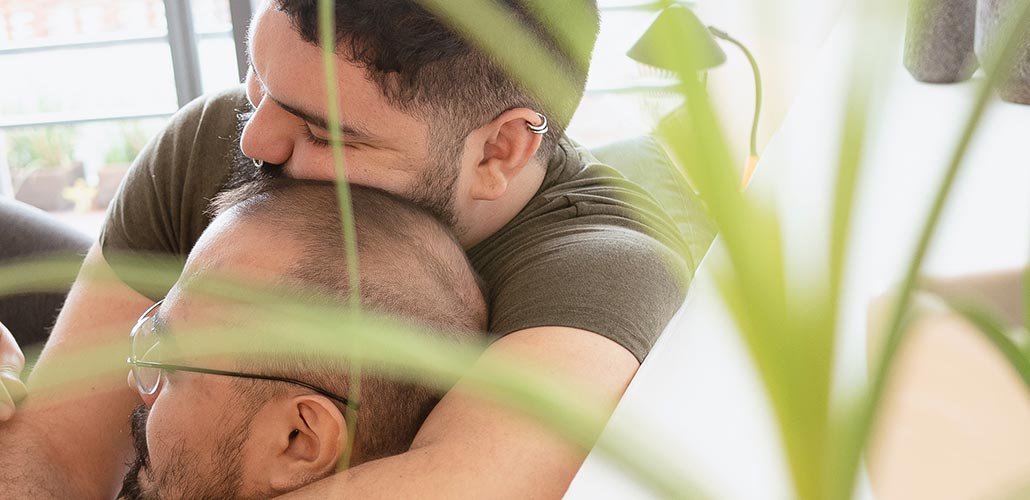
[133,85,248,214]
[469,138,694,362]
[482,222,689,363]
[101,86,248,268]
[472,137,693,272]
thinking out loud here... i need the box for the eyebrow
[247,57,377,142]
[267,94,377,142]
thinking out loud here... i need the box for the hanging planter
[904,0,979,83]
[976,0,1030,104]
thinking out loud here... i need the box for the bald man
[119,180,487,499]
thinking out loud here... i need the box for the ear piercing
[252,158,264,168]
[528,113,549,135]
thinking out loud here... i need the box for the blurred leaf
[657,45,834,499]
[318,0,364,468]
[6,125,77,172]
[0,252,710,499]
[824,0,900,496]
[415,0,581,119]
[947,300,1030,393]
[847,2,1030,499]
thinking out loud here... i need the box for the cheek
[283,146,342,181]
[146,387,219,471]
[344,160,422,196]
[143,397,183,475]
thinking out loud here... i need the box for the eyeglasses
[127,300,359,411]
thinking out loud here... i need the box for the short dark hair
[211,179,487,463]
[274,0,600,159]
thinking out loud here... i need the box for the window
[1,0,688,235]
[0,0,248,234]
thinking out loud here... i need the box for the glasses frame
[127,300,360,412]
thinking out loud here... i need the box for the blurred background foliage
[3,0,1030,499]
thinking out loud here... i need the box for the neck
[457,159,547,249]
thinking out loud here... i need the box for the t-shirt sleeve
[100,88,244,299]
[485,221,689,363]
[470,140,696,363]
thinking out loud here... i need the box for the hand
[0,321,27,421]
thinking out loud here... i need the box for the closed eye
[302,126,361,150]
[302,125,331,147]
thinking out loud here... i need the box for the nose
[127,370,160,408]
[239,98,296,166]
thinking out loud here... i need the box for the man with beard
[1,1,692,497]
[119,179,486,499]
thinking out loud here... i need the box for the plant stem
[841,3,1030,498]
[317,0,363,470]
[950,301,1030,392]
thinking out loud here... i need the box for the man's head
[120,180,487,499]
[238,1,600,243]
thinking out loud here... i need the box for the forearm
[278,445,446,499]
[1,245,154,497]
[0,416,72,498]
[0,382,137,498]
[0,395,131,498]
[281,326,634,499]
[280,438,582,500]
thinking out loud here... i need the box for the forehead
[248,6,430,147]
[164,218,297,326]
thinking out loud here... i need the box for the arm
[0,89,244,497]
[0,244,155,498]
[281,325,638,499]
[282,188,689,498]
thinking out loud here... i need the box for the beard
[406,141,462,230]
[118,404,249,500]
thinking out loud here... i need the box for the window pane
[0,0,183,235]
[198,34,242,92]
[0,0,179,119]
[0,44,179,119]
[190,0,232,34]
[0,0,167,46]
[2,118,166,234]
[192,0,242,92]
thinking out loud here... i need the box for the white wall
[696,0,849,168]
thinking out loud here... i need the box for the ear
[469,108,546,201]
[254,395,348,494]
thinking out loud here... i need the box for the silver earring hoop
[252,158,264,168]
[528,113,549,135]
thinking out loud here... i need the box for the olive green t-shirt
[100,87,691,362]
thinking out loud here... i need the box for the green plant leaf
[843,3,1030,499]
[947,300,1030,393]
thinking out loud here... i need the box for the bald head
[211,179,486,332]
[204,179,487,462]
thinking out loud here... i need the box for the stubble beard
[406,142,462,232]
[119,404,248,500]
